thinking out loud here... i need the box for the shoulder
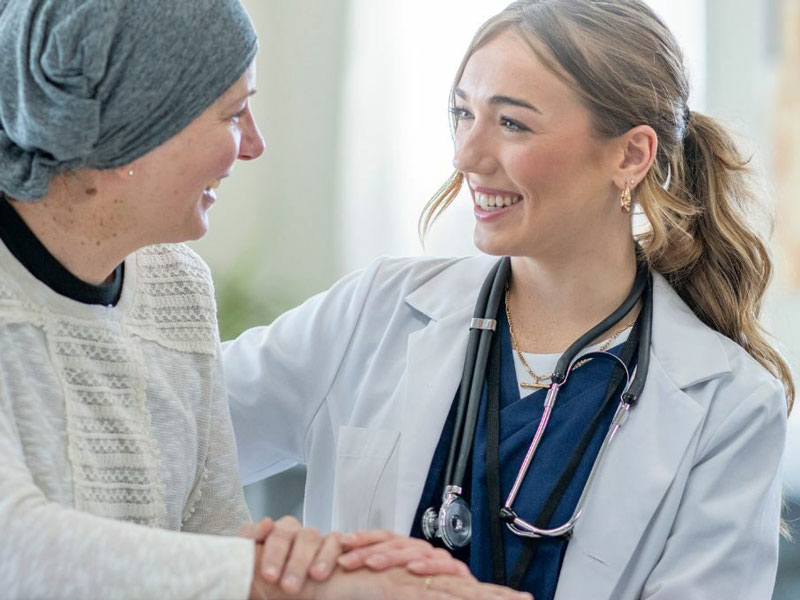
[364,254,493,295]
[127,244,218,354]
[650,272,787,452]
[271,254,496,349]
[134,243,213,287]
[700,332,787,444]
[355,254,497,316]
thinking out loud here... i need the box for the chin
[187,221,210,242]
[473,229,513,257]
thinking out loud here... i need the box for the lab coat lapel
[555,359,704,598]
[394,256,498,534]
[395,304,474,533]
[555,273,730,599]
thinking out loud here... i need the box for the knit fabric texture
[0,241,255,599]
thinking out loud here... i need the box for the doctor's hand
[337,531,473,578]
[316,567,533,600]
[239,516,343,594]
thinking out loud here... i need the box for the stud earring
[620,179,634,213]
[128,169,135,177]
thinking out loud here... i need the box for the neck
[507,236,639,353]
[9,184,135,286]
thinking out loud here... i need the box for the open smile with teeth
[474,191,522,211]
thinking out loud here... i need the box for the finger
[260,517,302,583]
[309,533,342,581]
[339,529,396,549]
[407,557,473,578]
[279,526,324,594]
[252,517,275,542]
[240,518,275,541]
[363,548,441,572]
[338,537,435,569]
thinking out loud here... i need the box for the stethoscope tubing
[501,275,654,539]
[552,259,649,384]
[444,258,503,488]
[453,257,511,486]
[503,351,632,538]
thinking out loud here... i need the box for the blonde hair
[421,0,795,418]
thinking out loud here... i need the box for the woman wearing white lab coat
[224,1,794,598]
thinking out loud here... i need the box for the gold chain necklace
[505,286,634,390]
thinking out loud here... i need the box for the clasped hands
[239,516,533,600]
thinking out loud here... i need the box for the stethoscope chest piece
[421,485,473,549]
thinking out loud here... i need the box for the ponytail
[637,111,795,414]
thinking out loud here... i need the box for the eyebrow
[228,89,258,106]
[454,87,542,115]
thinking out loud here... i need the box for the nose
[238,110,266,161]
[452,122,496,175]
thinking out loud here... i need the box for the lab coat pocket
[331,426,401,533]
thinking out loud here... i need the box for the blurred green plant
[213,267,303,341]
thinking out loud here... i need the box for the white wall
[191,0,351,312]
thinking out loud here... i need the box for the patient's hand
[338,530,472,578]
[239,516,342,594]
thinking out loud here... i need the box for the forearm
[0,493,254,600]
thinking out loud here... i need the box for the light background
[189,1,800,595]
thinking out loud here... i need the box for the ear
[613,125,658,190]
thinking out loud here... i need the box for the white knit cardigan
[0,241,255,599]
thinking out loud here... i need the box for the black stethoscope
[421,255,653,552]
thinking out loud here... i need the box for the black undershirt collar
[0,196,123,306]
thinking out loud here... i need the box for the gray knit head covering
[0,0,258,201]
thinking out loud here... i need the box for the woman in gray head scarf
[0,1,531,599]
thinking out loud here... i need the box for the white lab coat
[223,255,787,600]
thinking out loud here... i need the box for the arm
[640,378,787,599]
[223,262,381,483]
[0,403,254,600]
[181,346,251,534]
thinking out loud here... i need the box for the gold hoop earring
[620,187,631,213]
[620,179,634,213]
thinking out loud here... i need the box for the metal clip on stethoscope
[422,256,653,549]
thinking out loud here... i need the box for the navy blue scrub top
[411,311,634,599]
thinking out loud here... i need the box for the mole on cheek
[85,188,98,196]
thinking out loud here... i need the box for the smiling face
[130,61,265,244]
[452,31,622,260]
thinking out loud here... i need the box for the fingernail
[282,574,299,592]
[313,561,328,575]
[337,555,356,568]
[263,564,280,581]
[341,533,357,544]
[407,560,425,571]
